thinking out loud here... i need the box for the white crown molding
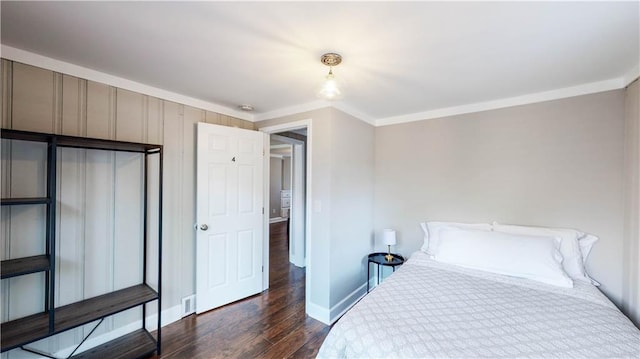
[0,45,254,122]
[375,77,625,127]
[252,100,330,122]
[331,102,376,125]
[252,99,375,126]
[623,63,640,87]
[4,45,634,128]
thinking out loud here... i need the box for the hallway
[155,221,329,358]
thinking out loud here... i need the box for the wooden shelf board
[1,255,50,279]
[1,129,162,153]
[1,197,50,206]
[71,329,157,359]
[0,284,158,352]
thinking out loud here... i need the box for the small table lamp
[382,229,397,262]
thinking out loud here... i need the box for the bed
[318,223,640,359]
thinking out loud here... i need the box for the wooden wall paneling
[146,96,163,145]
[86,81,114,140]
[180,106,200,299]
[12,63,55,133]
[27,147,86,355]
[1,140,10,324]
[160,101,182,310]
[113,151,144,328]
[53,73,63,134]
[140,99,163,317]
[7,140,47,321]
[56,147,87,349]
[144,153,160,321]
[229,116,245,129]
[83,148,116,336]
[242,118,255,130]
[1,59,12,128]
[61,75,87,137]
[115,88,144,143]
[216,112,230,126]
[205,110,222,125]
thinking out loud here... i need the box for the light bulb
[317,68,344,101]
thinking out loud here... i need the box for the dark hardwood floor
[152,221,329,358]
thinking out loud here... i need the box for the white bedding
[318,252,640,358]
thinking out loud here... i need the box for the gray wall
[328,110,375,308]
[258,108,333,310]
[0,59,255,356]
[374,90,627,306]
[257,107,375,320]
[283,156,292,190]
[623,79,640,325]
[269,156,282,218]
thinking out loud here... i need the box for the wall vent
[181,295,196,317]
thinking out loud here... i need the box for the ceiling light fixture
[238,104,254,111]
[317,53,344,101]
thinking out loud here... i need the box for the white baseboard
[305,283,367,326]
[306,300,331,325]
[269,217,288,223]
[329,283,367,324]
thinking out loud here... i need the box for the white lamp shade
[382,229,397,246]
[316,70,345,101]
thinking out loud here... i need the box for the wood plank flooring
[152,221,330,358]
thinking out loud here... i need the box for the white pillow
[419,221,492,256]
[492,222,598,284]
[434,227,573,288]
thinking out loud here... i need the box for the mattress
[318,251,640,358]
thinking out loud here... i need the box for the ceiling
[1,2,638,126]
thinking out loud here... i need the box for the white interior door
[196,122,264,313]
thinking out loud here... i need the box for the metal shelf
[1,128,163,356]
[0,284,158,352]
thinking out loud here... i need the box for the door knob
[200,224,209,231]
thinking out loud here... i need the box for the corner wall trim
[306,300,331,325]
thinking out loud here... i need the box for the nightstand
[367,252,405,292]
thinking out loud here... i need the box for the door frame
[258,120,312,314]
[271,134,305,267]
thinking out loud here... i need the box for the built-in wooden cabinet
[0,129,162,358]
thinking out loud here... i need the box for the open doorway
[269,132,306,267]
[268,139,292,226]
[260,120,312,315]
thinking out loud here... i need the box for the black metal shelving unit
[0,129,163,358]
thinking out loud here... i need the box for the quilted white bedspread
[318,252,640,358]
